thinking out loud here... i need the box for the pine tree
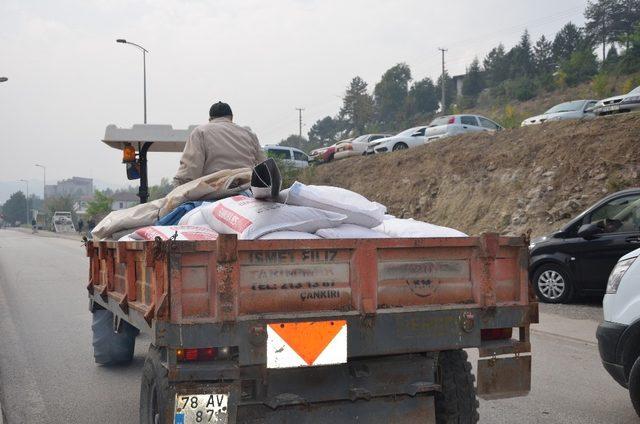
[533,35,555,74]
[339,76,375,135]
[483,44,509,86]
[462,57,484,97]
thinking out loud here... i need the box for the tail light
[481,328,513,341]
[344,144,353,151]
[176,346,235,362]
[447,117,455,124]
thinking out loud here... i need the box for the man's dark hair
[209,101,233,119]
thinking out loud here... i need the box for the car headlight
[607,257,637,294]
[622,95,640,104]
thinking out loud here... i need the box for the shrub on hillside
[499,105,524,128]
[560,49,598,86]
[591,72,611,98]
[622,76,640,94]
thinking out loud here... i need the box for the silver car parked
[594,86,640,116]
[521,100,597,126]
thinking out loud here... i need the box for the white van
[263,145,310,168]
[598,247,640,416]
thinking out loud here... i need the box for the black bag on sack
[251,158,282,199]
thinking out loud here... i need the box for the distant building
[111,192,138,211]
[46,177,93,199]
[74,194,94,217]
[452,74,465,97]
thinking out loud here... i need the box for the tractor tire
[435,350,480,424]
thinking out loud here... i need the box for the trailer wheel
[91,309,138,365]
[140,345,173,424]
[435,350,479,424]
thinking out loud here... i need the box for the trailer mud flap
[476,355,531,400]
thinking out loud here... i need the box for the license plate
[174,393,229,424]
[266,320,347,369]
[602,105,620,112]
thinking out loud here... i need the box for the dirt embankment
[299,113,640,237]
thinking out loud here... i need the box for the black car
[529,188,640,303]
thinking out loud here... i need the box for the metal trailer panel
[86,234,536,366]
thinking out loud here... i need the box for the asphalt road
[0,229,637,423]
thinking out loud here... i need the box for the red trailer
[86,232,537,423]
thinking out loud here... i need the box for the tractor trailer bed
[86,233,537,423]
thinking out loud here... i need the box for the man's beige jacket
[173,117,266,186]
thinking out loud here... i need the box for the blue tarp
[156,201,203,225]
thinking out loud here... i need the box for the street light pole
[19,179,29,224]
[35,164,46,202]
[116,39,148,123]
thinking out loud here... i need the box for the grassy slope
[464,72,640,128]
[299,113,640,237]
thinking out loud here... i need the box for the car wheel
[532,264,574,303]
[628,356,640,417]
[393,143,408,151]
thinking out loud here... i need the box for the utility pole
[295,107,305,138]
[438,48,448,114]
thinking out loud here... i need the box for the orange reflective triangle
[269,320,346,365]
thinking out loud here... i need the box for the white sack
[118,234,139,242]
[93,168,251,240]
[316,224,390,239]
[178,204,210,226]
[201,195,346,240]
[280,182,386,228]
[258,231,321,240]
[132,225,219,241]
[373,218,467,238]
[92,198,165,241]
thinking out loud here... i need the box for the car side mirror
[577,223,603,239]
[584,107,594,113]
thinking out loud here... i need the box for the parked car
[597,246,640,417]
[334,134,391,159]
[263,145,309,168]
[594,86,640,116]
[529,188,640,303]
[368,126,429,154]
[423,115,502,142]
[521,100,598,126]
[310,138,352,163]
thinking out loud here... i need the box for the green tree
[436,72,456,113]
[278,134,315,152]
[373,63,412,126]
[611,0,640,50]
[560,49,599,86]
[533,35,555,74]
[308,116,344,149]
[509,30,535,77]
[483,44,510,86]
[86,191,112,219]
[553,22,586,63]
[585,0,617,61]
[339,76,375,135]
[406,77,439,115]
[1,191,27,225]
[149,177,173,201]
[462,57,484,98]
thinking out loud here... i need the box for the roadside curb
[7,227,86,242]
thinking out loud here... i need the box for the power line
[295,107,305,138]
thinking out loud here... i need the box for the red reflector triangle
[269,320,346,365]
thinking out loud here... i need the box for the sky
[0,0,587,199]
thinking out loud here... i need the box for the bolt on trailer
[89,125,538,424]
